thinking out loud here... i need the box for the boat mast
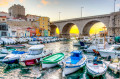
[103,26,106,49]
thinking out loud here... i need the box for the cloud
[0,0,14,7]
[19,0,24,3]
[37,4,42,8]
[41,0,49,5]
[116,4,120,7]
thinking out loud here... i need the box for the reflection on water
[0,40,119,79]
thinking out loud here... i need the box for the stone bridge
[50,12,120,38]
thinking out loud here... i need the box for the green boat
[42,53,64,69]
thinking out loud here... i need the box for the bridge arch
[61,22,79,38]
[82,20,108,36]
[50,24,59,36]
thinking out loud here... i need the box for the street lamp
[81,7,84,17]
[59,12,61,21]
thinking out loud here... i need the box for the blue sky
[0,0,120,21]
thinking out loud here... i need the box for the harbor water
[0,40,120,79]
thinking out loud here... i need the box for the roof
[71,50,82,54]
[29,45,45,50]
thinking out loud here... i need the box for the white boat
[84,37,110,53]
[19,45,52,66]
[59,50,87,77]
[104,58,120,73]
[98,45,120,58]
[86,56,107,77]
[73,41,80,46]
[41,53,64,69]
[0,48,16,59]
[28,41,40,45]
[2,51,27,64]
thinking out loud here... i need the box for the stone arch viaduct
[50,12,120,38]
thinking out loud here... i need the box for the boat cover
[12,51,26,54]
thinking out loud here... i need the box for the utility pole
[81,7,84,17]
[59,12,61,21]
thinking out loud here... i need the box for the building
[0,12,9,18]
[0,11,13,21]
[27,27,36,37]
[0,23,8,37]
[0,16,7,23]
[36,27,41,36]
[26,14,40,22]
[37,17,50,36]
[8,4,25,19]
[7,20,39,37]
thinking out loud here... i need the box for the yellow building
[36,27,41,36]
[37,17,50,36]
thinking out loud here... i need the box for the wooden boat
[0,48,16,59]
[19,45,52,66]
[5,45,25,49]
[98,45,120,58]
[84,37,110,53]
[28,41,40,45]
[86,56,107,77]
[2,51,27,64]
[42,53,64,69]
[104,58,120,73]
[59,50,87,77]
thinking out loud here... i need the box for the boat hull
[42,63,58,69]
[62,58,86,76]
[2,59,19,64]
[104,61,120,73]
[87,66,107,77]
[19,58,40,66]
[99,51,120,58]
[73,42,80,46]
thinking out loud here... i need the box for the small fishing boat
[42,53,64,69]
[98,45,120,58]
[19,45,52,66]
[104,58,120,73]
[2,51,27,64]
[84,37,110,53]
[59,50,87,77]
[5,44,25,49]
[73,40,80,46]
[28,41,40,45]
[86,56,107,77]
[0,48,16,59]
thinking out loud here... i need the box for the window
[43,26,44,28]
[43,22,44,24]
[1,32,7,36]
[43,18,44,20]
[29,19,31,21]
[2,19,5,21]
[12,31,16,35]
[29,48,43,55]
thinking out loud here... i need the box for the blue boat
[2,51,27,64]
[59,50,87,77]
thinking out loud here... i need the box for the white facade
[26,14,40,21]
